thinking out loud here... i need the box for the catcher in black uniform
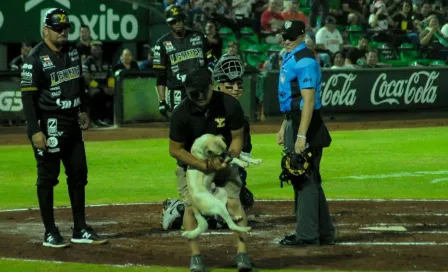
[153,4,215,117]
[20,8,108,248]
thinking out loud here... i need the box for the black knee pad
[66,170,88,188]
[36,178,59,188]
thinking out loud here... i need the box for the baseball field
[0,116,447,271]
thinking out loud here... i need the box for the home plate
[359,226,408,232]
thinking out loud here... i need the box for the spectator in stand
[344,35,369,66]
[419,15,448,59]
[113,49,140,73]
[9,42,32,71]
[392,1,417,32]
[341,0,365,26]
[369,1,397,43]
[205,20,223,60]
[315,16,344,55]
[414,1,445,31]
[330,51,347,68]
[76,25,92,62]
[252,0,270,34]
[282,0,310,26]
[383,0,402,16]
[305,36,323,65]
[139,50,155,72]
[227,41,242,59]
[261,0,285,32]
[232,0,256,28]
[82,41,115,127]
[362,50,380,68]
[310,0,330,30]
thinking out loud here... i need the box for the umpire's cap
[165,4,186,23]
[279,20,306,41]
[43,8,71,29]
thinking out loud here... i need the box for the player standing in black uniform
[153,4,215,117]
[20,8,108,248]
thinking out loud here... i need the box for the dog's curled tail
[181,208,208,240]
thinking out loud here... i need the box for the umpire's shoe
[234,252,253,272]
[43,227,70,248]
[71,226,109,244]
[190,254,205,272]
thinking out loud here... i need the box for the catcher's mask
[279,149,313,188]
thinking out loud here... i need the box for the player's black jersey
[20,41,84,120]
[153,30,214,89]
[82,56,112,88]
[9,55,25,71]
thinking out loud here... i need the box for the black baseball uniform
[153,30,215,110]
[82,56,113,122]
[20,41,89,232]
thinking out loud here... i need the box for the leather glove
[159,100,170,117]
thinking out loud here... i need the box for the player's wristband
[297,134,307,139]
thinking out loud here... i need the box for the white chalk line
[431,177,448,184]
[342,170,448,180]
[0,257,149,268]
[1,199,448,213]
[335,223,447,227]
[337,242,448,246]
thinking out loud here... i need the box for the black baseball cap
[165,4,186,23]
[279,20,306,41]
[43,8,71,30]
[184,67,213,101]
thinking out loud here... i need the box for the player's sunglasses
[280,33,298,41]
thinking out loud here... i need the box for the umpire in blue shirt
[276,20,335,247]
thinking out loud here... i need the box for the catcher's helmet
[165,4,186,23]
[43,8,71,29]
[213,54,245,82]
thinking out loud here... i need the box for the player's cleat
[43,227,70,248]
[71,226,109,244]
[234,252,253,272]
[162,199,184,230]
[190,254,205,272]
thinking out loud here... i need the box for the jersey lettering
[50,66,81,86]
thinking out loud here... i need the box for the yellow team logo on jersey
[215,118,225,128]
[171,8,179,15]
[57,14,66,23]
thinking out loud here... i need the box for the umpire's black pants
[31,117,88,188]
[284,118,335,241]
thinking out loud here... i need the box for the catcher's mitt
[279,149,313,188]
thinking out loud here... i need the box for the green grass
[0,127,447,271]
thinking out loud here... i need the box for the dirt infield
[1,116,447,270]
[0,201,447,271]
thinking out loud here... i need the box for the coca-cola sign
[321,73,357,107]
[257,67,448,116]
[370,71,438,105]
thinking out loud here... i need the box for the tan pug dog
[183,134,262,239]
